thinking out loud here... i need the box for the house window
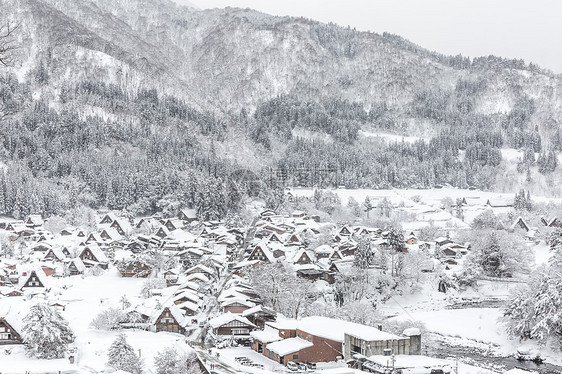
[351,344,362,355]
[293,354,299,359]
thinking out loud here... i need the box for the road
[195,347,242,374]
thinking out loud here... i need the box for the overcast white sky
[187,0,562,74]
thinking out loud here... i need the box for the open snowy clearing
[359,130,428,144]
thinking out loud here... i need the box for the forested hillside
[0,0,561,219]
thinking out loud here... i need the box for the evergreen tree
[353,236,373,269]
[387,227,404,252]
[480,231,502,276]
[363,196,373,218]
[525,190,532,211]
[22,303,74,359]
[107,333,144,374]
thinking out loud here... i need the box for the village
[0,187,558,374]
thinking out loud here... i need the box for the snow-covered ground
[359,130,428,144]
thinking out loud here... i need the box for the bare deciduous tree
[0,21,18,67]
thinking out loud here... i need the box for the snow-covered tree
[107,333,144,374]
[246,263,315,318]
[387,227,404,252]
[465,230,532,277]
[363,196,373,218]
[22,303,74,359]
[140,278,167,298]
[353,236,373,269]
[471,209,498,230]
[377,197,392,218]
[504,266,562,345]
[90,308,125,330]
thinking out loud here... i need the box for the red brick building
[251,317,415,366]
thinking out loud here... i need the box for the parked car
[287,362,299,371]
[297,363,307,371]
[307,362,316,370]
[235,357,250,363]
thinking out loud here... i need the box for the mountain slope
[0,0,562,220]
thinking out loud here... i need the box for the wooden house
[0,317,23,345]
[164,269,180,286]
[86,232,103,244]
[314,245,333,259]
[293,249,314,265]
[100,228,122,242]
[79,246,109,269]
[31,242,52,253]
[19,270,46,290]
[285,233,303,247]
[119,260,152,278]
[338,226,352,236]
[43,247,67,262]
[153,306,188,334]
[247,244,275,263]
[111,219,133,237]
[59,227,75,236]
[165,219,184,232]
[222,299,255,314]
[511,217,530,232]
[155,226,171,239]
[208,312,257,338]
[178,208,197,223]
[406,232,417,245]
[99,212,118,225]
[25,214,44,228]
[67,258,86,276]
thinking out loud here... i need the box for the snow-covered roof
[44,247,66,261]
[221,298,255,308]
[208,312,256,329]
[266,337,313,356]
[185,264,215,275]
[250,327,283,343]
[297,316,402,343]
[83,246,109,263]
[185,272,210,284]
[101,227,123,241]
[176,300,199,312]
[71,258,86,272]
[266,318,299,331]
[242,305,276,317]
[0,305,24,335]
[179,208,197,219]
[402,328,421,336]
[170,290,201,304]
[113,218,133,234]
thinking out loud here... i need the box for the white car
[287,362,299,371]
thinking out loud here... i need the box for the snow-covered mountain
[4,0,561,116]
